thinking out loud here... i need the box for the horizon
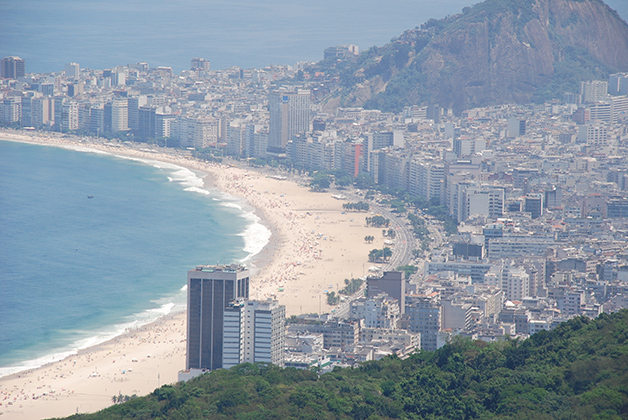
[2,0,626,75]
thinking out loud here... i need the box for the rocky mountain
[319,0,628,113]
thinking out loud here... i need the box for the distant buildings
[323,45,359,60]
[191,57,211,72]
[1,56,25,79]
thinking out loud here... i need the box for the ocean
[0,140,270,377]
[0,0,479,74]
[1,0,625,75]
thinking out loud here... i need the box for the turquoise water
[0,140,267,376]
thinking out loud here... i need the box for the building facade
[186,265,250,371]
[268,88,310,155]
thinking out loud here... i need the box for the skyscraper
[65,62,80,79]
[186,265,250,371]
[268,88,310,156]
[1,56,25,79]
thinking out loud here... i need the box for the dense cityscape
[2,51,628,377]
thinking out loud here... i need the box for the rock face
[330,0,628,113]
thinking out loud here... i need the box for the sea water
[0,140,270,377]
[1,0,626,74]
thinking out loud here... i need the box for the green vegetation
[326,278,364,306]
[368,247,393,263]
[338,278,363,296]
[426,205,459,235]
[382,229,396,239]
[194,148,224,163]
[365,215,390,228]
[63,310,628,420]
[325,291,340,305]
[380,199,406,214]
[364,235,375,244]
[309,172,331,190]
[111,394,138,404]
[396,264,418,279]
[342,202,370,212]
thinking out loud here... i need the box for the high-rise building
[406,294,441,351]
[268,88,310,155]
[138,105,156,139]
[186,265,250,371]
[1,56,25,79]
[1,97,21,124]
[31,97,52,128]
[65,62,80,79]
[90,105,105,135]
[155,112,175,139]
[507,117,526,138]
[367,271,406,314]
[609,73,628,96]
[110,98,128,133]
[524,193,544,219]
[191,58,211,72]
[127,96,148,131]
[580,80,608,103]
[61,101,79,132]
[243,300,285,366]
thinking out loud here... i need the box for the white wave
[112,154,208,192]
[0,289,187,379]
[237,210,272,262]
[184,186,210,195]
[221,202,243,210]
[59,144,113,156]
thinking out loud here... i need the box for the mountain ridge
[316,0,628,113]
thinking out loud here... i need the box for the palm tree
[382,247,393,261]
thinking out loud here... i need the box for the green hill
[56,310,628,420]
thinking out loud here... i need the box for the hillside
[316,0,628,113]
[55,310,628,420]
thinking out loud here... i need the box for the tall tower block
[186,265,249,371]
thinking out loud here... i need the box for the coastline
[0,130,386,419]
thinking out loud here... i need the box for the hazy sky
[0,0,626,73]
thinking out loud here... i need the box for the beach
[0,131,386,419]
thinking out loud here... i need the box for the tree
[369,249,383,262]
[355,173,375,190]
[382,247,393,261]
[335,175,353,187]
[310,172,331,190]
[397,264,418,279]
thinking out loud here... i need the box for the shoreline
[0,129,386,419]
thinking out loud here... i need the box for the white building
[223,299,286,369]
[110,98,128,133]
[350,294,400,329]
[581,80,608,103]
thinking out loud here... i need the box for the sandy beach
[0,131,387,419]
